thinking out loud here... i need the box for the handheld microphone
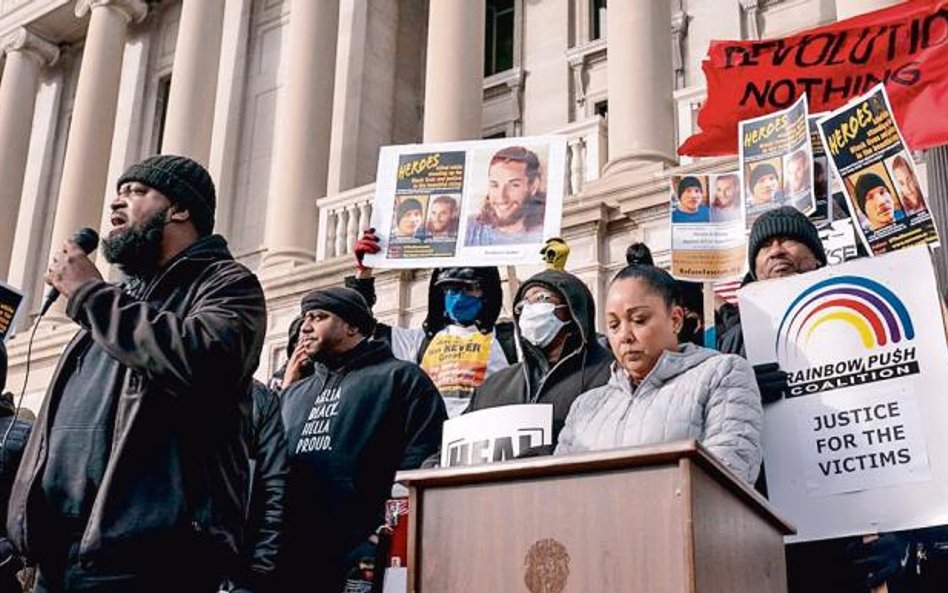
[39,227,100,317]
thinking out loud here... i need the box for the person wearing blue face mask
[411,267,517,417]
[466,269,613,442]
[341,231,520,417]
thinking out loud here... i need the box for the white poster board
[440,404,553,468]
[364,137,567,269]
[740,247,948,542]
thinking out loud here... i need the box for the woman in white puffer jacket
[555,263,763,483]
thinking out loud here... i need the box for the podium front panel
[414,463,691,593]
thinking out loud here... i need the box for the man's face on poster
[787,155,809,193]
[428,200,457,234]
[752,172,780,205]
[714,177,738,208]
[397,207,423,236]
[488,161,538,226]
[863,185,896,229]
[678,186,703,213]
[893,165,922,210]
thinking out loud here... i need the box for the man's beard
[102,206,169,278]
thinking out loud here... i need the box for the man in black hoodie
[279,287,446,592]
[9,155,267,593]
[466,270,612,442]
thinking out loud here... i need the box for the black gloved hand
[753,362,789,403]
[846,533,911,589]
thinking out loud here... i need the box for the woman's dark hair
[610,264,680,308]
[625,242,654,266]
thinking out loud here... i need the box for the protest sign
[680,0,948,156]
[364,137,567,269]
[0,282,25,342]
[818,83,940,255]
[740,246,948,542]
[440,404,553,468]
[819,218,859,266]
[669,173,747,281]
[740,94,815,228]
[808,114,832,225]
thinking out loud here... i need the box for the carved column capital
[0,27,60,66]
[75,0,149,24]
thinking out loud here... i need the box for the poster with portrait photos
[669,172,747,281]
[740,94,815,229]
[817,83,940,256]
[364,136,568,269]
[0,281,24,343]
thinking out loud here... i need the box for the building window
[591,0,607,40]
[484,130,507,139]
[485,0,515,76]
[152,74,172,153]
[594,100,608,119]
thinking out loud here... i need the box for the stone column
[261,0,339,270]
[603,0,676,175]
[422,0,486,142]
[0,28,59,280]
[46,0,147,314]
[836,0,902,19]
[161,0,225,164]
[926,148,948,295]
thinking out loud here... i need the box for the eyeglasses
[513,292,565,315]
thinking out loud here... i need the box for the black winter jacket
[7,235,267,573]
[279,339,446,590]
[232,380,287,593]
[467,270,613,441]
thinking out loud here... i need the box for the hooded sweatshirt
[466,270,613,441]
[279,339,446,590]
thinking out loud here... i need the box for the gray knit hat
[117,155,216,236]
[748,206,826,278]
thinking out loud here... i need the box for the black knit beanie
[854,173,887,211]
[677,176,702,197]
[750,163,778,189]
[748,206,827,278]
[300,287,376,336]
[117,155,216,236]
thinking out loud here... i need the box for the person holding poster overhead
[555,263,763,484]
[466,269,613,442]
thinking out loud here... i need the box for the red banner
[679,0,948,156]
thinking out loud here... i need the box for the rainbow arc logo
[776,276,915,362]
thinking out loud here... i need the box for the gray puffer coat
[555,343,763,483]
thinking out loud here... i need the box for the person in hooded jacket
[278,287,446,592]
[466,269,612,442]
[345,229,516,416]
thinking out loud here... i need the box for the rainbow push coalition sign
[740,246,948,543]
[775,275,918,397]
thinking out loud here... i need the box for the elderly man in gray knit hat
[10,154,267,593]
[718,206,827,389]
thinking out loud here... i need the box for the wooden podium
[395,440,794,593]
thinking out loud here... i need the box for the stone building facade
[0,0,924,411]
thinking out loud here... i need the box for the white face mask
[518,302,568,348]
